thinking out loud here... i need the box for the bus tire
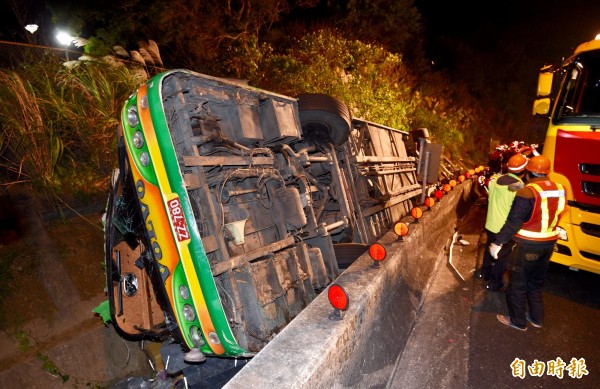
[296,93,351,146]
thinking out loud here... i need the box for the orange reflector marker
[465,172,471,179]
[328,284,349,320]
[394,221,409,241]
[411,206,423,222]
[369,243,387,260]
[458,175,465,182]
[469,169,475,176]
[449,179,457,187]
[369,242,386,268]
[443,184,451,193]
[328,284,349,310]
[434,189,444,200]
[424,197,435,208]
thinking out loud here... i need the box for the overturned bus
[103,69,423,365]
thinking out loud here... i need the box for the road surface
[389,199,600,389]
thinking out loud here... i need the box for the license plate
[167,197,190,242]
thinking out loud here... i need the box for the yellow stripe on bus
[137,85,225,355]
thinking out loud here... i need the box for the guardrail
[224,179,475,388]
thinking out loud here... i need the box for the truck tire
[296,93,351,146]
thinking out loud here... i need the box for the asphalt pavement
[388,197,600,389]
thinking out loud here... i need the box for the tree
[46,0,316,77]
[338,0,424,64]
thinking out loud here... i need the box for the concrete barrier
[224,180,474,389]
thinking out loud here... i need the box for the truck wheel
[296,93,351,146]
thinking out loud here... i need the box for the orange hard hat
[526,155,551,175]
[507,153,528,173]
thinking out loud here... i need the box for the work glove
[508,182,524,192]
[489,242,502,260]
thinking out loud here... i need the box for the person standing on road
[481,153,528,292]
[489,155,566,331]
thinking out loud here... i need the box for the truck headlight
[556,226,568,241]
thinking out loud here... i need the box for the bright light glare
[556,226,568,241]
[56,31,74,46]
[596,34,600,40]
[25,24,38,34]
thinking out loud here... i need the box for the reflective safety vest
[485,173,522,233]
[515,181,566,241]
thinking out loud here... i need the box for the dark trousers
[482,230,511,289]
[506,241,554,328]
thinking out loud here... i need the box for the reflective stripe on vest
[515,182,566,241]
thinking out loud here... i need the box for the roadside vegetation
[1,0,544,208]
[0,30,492,205]
[0,58,143,206]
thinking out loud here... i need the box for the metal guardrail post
[420,151,430,204]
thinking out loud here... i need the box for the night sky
[417,0,600,65]
[0,0,50,43]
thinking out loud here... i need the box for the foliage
[338,0,424,63]
[0,62,64,195]
[248,30,416,131]
[1,2,516,208]
[245,29,488,162]
[46,0,152,56]
[47,0,312,76]
[40,1,548,157]
[0,57,144,206]
[0,29,491,211]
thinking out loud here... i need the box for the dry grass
[1,58,144,211]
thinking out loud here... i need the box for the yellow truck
[533,35,600,273]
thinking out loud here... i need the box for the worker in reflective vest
[481,153,527,292]
[489,155,566,331]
